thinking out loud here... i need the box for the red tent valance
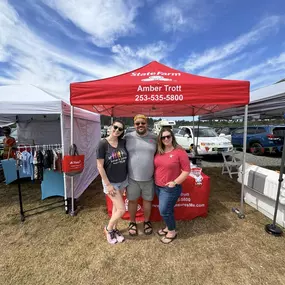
[70,61,249,117]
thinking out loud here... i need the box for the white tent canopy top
[200,81,285,120]
[0,84,100,125]
[0,84,101,202]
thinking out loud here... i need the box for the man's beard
[136,128,147,135]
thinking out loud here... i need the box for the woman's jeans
[156,185,182,231]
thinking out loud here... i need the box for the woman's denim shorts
[102,177,129,194]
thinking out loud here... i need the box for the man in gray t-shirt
[125,114,157,236]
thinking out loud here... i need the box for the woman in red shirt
[154,127,190,244]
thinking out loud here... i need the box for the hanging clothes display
[1,144,63,184]
[1,144,65,222]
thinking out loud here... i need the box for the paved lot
[201,151,282,168]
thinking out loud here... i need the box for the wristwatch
[172,180,178,185]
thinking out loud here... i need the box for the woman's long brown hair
[157,127,179,155]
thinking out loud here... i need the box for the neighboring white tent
[200,81,285,120]
[0,84,101,201]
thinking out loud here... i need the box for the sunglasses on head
[113,125,124,132]
[135,121,146,126]
[161,135,172,140]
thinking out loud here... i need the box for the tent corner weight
[265,224,283,236]
[232,207,245,219]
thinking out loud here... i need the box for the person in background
[125,114,157,236]
[154,127,190,244]
[96,119,128,245]
[2,127,17,159]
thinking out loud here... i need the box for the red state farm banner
[70,61,250,117]
[105,173,210,222]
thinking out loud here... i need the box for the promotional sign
[105,174,211,222]
[70,61,249,117]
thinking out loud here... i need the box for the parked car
[100,128,107,138]
[231,125,285,155]
[216,126,237,142]
[125,127,135,134]
[175,126,233,155]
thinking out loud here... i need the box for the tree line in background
[100,115,285,128]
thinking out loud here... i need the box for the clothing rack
[14,143,65,222]
[16,144,62,150]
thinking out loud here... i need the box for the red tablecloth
[105,173,210,222]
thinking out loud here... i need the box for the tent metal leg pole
[60,111,68,214]
[265,138,285,236]
[240,104,248,218]
[233,105,248,219]
[70,106,75,216]
[16,164,25,222]
[192,115,196,154]
[110,108,114,124]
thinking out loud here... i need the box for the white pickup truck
[174,126,233,155]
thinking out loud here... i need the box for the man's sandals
[128,222,138,236]
[128,221,153,236]
[143,221,153,235]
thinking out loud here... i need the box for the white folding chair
[221,151,241,178]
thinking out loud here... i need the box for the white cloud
[111,41,173,69]
[199,54,247,77]
[0,1,174,99]
[184,15,283,71]
[40,0,143,47]
[27,1,83,42]
[199,48,267,78]
[0,48,10,62]
[0,1,131,97]
[226,52,285,90]
[154,0,209,33]
[227,53,285,80]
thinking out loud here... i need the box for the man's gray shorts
[127,178,154,201]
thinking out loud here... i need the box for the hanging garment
[34,150,44,181]
[21,150,33,176]
[43,149,53,169]
[52,149,58,170]
[29,151,34,180]
[33,151,38,179]
[55,150,62,173]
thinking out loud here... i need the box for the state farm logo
[70,160,82,165]
[141,75,172,82]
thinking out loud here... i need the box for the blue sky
[1,0,285,110]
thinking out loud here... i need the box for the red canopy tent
[70,61,249,117]
[69,61,250,219]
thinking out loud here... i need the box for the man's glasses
[113,125,124,132]
[161,135,172,140]
[135,122,146,126]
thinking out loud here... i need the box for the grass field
[1,168,285,285]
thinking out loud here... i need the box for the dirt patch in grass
[0,168,285,285]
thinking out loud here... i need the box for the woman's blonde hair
[157,127,179,154]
